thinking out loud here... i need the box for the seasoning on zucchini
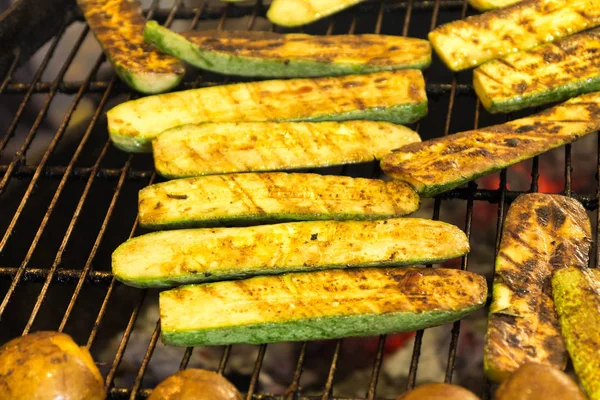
[552,267,600,400]
[143,21,431,78]
[474,28,600,113]
[468,0,520,12]
[153,121,420,178]
[429,0,600,71]
[381,91,600,198]
[267,0,364,27]
[77,0,184,94]
[483,194,592,383]
[107,69,427,153]
[159,267,487,346]
[112,218,470,288]
[139,173,421,229]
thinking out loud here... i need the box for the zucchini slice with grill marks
[77,0,184,94]
[468,0,521,12]
[107,69,427,153]
[159,267,488,346]
[381,91,600,197]
[267,0,364,27]
[484,194,592,382]
[474,28,600,113]
[112,218,470,288]
[138,173,421,229]
[143,21,431,77]
[429,0,600,71]
[153,121,420,178]
[553,267,600,400]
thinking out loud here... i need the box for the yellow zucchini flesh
[553,267,600,400]
[381,91,600,197]
[468,0,521,12]
[153,121,420,178]
[159,267,488,346]
[484,194,592,382]
[267,0,364,27]
[138,173,420,229]
[143,21,431,77]
[77,0,184,94]
[107,70,427,153]
[112,218,470,288]
[474,28,600,113]
[429,0,600,71]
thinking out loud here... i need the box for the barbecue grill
[1,0,598,398]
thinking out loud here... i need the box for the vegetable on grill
[0,332,105,400]
[429,0,600,71]
[397,383,481,400]
[468,0,520,12]
[107,69,427,153]
[381,91,600,198]
[474,28,600,113]
[552,267,600,400]
[159,267,487,346]
[138,173,421,229]
[144,22,431,78]
[267,0,364,27]
[148,369,242,400]
[495,363,587,400]
[77,0,184,94]
[483,194,592,383]
[153,121,420,178]
[112,218,470,288]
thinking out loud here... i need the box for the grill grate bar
[564,144,572,196]
[0,23,67,163]
[246,344,268,400]
[321,339,342,400]
[1,81,473,95]
[0,49,20,94]
[129,320,162,400]
[217,345,232,375]
[286,341,309,399]
[366,335,387,400]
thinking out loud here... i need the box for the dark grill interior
[1,0,599,398]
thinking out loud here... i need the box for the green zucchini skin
[143,21,431,78]
[381,91,600,197]
[152,121,421,179]
[159,267,488,346]
[112,218,470,288]
[77,0,184,94]
[106,70,427,153]
[266,0,365,27]
[474,28,600,113]
[138,173,421,229]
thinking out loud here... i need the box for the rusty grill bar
[0,0,598,399]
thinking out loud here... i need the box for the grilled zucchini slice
[468,0,521,12]
[553,267,600,400]
[138,173,420,229]
[143,21,431,77]
[159,267,487,346]
[77,0,184,94]
[483,194,592,383]
[381,92,600,197]
[107,69,427,153]
[112,218,470,288]
[267,0,364,27]
[429,0,600,71]
[475,28,600,113]
[153,121,420,178]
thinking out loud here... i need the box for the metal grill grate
[1,1,598,399]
